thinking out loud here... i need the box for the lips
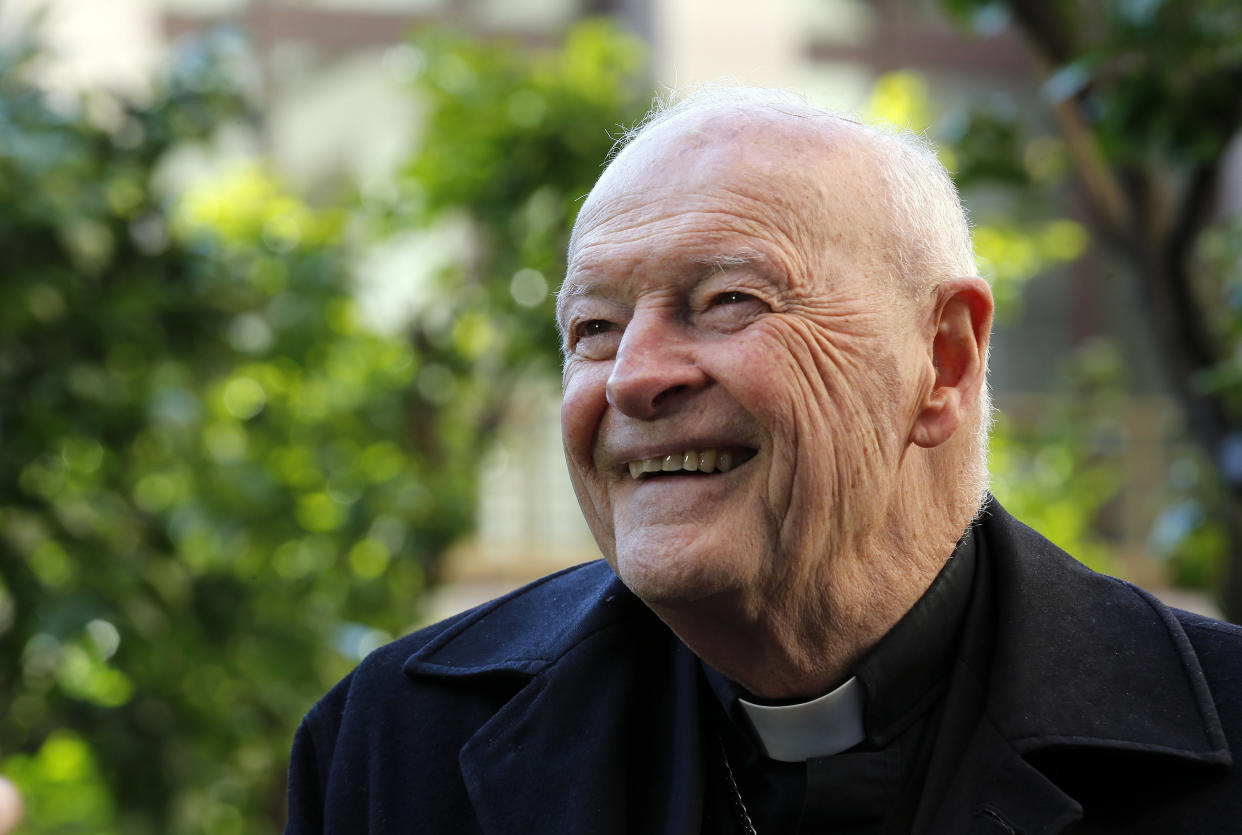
[626,447,756,479]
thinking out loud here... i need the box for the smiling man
[286,89,1242,834]
[557,95,990,706]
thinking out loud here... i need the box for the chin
[610,532,756,608]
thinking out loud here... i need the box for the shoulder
[1173,608,1242,711]
[1176,606,1242,650]
[286,560,632,831]
[309,558,625,719]
[979,498,1240,661]
[972,500,1242,827]
[982,498,1242,660]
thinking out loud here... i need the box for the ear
[909,277,994,449]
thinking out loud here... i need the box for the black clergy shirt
[700,526,982,834]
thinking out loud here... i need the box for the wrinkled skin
[558,109,991,698]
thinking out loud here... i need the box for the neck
[658,604,858,700]
[656,508,965,700]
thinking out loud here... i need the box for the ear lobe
[909,277,994,449]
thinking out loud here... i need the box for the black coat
[285,501,1242,833]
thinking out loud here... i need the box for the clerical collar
[737,676,865,762]
[701,527,978,759]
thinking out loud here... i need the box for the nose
[605,312,709,419]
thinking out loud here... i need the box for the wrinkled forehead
[567,106,889,274]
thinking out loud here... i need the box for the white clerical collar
[737,676,866,762]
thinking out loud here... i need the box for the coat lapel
[921,502,1232,834]
[456,623,704,835]
[924,715,1082,834]
[979,501,1230,766]
[403,562,705,835]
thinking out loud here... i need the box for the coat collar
[920,499,1232,834]
[975,498,1229,765]
[403,561,705,835]
[402,560,632,679]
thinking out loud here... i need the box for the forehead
[562,109,888,305]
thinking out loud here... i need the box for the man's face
[558,116,924,616]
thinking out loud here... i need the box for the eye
[567,318,622,359]
[712,291,755,306]
[578,319,616,338]
[697,289,768,333]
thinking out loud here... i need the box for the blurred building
[1,0,1224,618]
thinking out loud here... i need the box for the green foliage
[386,20,649,374]
[933,0,1242,597]
[943,0,1242,164]
[2,732,116,834]
[988,341,1129,574]
[0,20,649,833]
[1193,217,1242,408]
[0,34,441,835]
[1081,0,1242,165]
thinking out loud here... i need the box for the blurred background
[1,0,1240,831]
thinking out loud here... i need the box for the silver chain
[717,735,759,835]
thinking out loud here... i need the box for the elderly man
[285,89,1242,834]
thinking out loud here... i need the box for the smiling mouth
[626,447,757,479]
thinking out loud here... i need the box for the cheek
[783,319,903,441]
[560,363,610,483]
[734,322,880,441]
[736,322,904,509]
[561,363,619,559]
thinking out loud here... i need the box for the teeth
[626,447,747,479]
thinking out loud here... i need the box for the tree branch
[1047,99,1133,236]
[1005,0,1080,65]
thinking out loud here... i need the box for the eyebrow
[556,247,769,322]
[700,250,763,271]
[555,280,592,332]
[558,280,592,299]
